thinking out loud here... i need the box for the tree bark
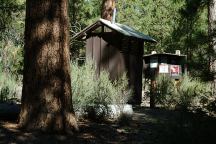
[19,0,78,132]
[101,0,115,21]
[208,0,216,96]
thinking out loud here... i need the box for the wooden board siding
[86,35,144,104]
[93,37,101,74]
[128,41,143,104]
[86,37,93,60]
[118,52,126,78]
[108,45,119,80]
[100,38,109,71]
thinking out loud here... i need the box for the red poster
[170,65,180,75]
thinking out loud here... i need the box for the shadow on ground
[1,106,216,144]
[123,107,216,144]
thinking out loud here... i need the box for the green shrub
[155,75,211,110]
[0,40,23,77]
[175,75,211,110]
[71,62,132,120]
[155,74,176,108]
[0,70,21,103]
[0,40,22,103]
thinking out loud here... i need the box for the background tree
[101,0,116,21]
[19,0,78,132]
[0,0,25,79]
[208,0,216,96]
[69,0,101,58]
[0,0,25,44]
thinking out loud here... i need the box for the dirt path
[1,107,216,144]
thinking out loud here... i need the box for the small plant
[174,75,211,110]
[154,74,211,110]
[0,70,21,103]
[0,40,22,103]
[0,40,23,77]
[155,74,175,108]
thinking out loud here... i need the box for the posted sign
[170,65,180,76]
[150,56,158,68]
[159,64,169,73]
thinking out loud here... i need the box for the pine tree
[208,0,216,96]
[19,0,78,132]
[101,0,116,21]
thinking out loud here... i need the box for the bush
[0,40,23,77]
[175,75,211,110]
[155,74,176,108]
[0,40,22,103]
[71,62,132,120]
[155,75,211,110]
[0,70,21,103]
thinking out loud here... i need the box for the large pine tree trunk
[101,0,115,21]
[208,0,216,96]
[19,0,78,132]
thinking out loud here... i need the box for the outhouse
[73,18,156,105]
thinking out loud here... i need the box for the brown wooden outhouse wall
[86,32,144,104]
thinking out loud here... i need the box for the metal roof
[73,18,156,43]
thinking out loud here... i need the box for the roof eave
[141,38,157,43]
[72,21,102,40]
[72,18,157,43]
[100,19,157,43]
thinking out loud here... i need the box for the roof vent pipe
[175,50,181,55]
[151,51,157,54]
[112,8,117,24]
